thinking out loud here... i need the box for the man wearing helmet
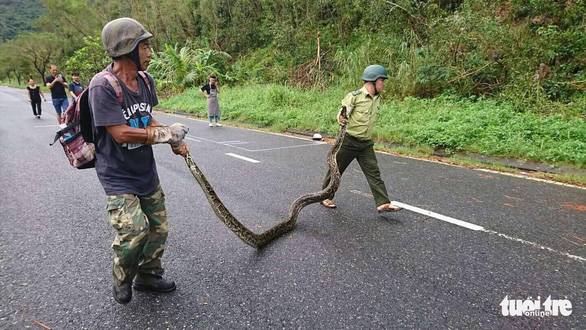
[321,65,402,213]
[89,18,189,304]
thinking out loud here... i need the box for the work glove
[145,123,189,145]
[171,141,189,156]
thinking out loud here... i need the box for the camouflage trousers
[105,185,168,285]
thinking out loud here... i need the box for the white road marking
[484,229,586,262]
[187,134,215,143]
[185,137,201,142]
[350,189,373,199]
[225,153,260,163]
[474,168,586,190]
[245,143,325,152]
[348,190,585,262]
[188,134,324,152]
[391,201,485,231]
[390,200,585,262]
[158,111,585,189]
[217,140,242,144]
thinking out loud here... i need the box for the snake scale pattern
[183,124,347,249]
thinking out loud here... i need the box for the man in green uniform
[321,64,401,213]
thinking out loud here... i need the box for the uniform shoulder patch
[351,89,362,96]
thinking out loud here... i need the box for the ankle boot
[113,282,132,304]
[133,273,176,293]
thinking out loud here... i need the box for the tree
[148,43,232,92]
[6,32,61,83]
[64,36,111,84]
[0,42,33,85]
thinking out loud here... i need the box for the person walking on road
[26,78,46,119]
[201,75,222,127]
[321,65,402,213]
[68,71,85,101]
[45,64,69,124]
[89,17,189,305]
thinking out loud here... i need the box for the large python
[182,122,347,249]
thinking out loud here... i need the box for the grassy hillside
[160,84,586,167]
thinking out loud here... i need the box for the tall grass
[160,84,586,167]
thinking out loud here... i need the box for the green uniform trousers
[322,134,390,206]
[105,185,168,285]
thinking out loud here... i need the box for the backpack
[51,70,152,169]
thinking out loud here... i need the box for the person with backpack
[89,17,189,304]
[26,78,46,118]
[320,65,402,213]
[45,64,69,124]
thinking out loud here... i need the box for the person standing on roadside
[68,71,85,101]
[321,65,402,213]
[26,78,46,119]
[89,17,189,305]
[201,75,222,127]
[45,64,69,124]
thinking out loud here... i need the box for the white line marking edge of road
[392,201,485,231]
[159,110,585,190]
[390,200,585,262]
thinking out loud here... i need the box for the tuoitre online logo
[500,295,572,317]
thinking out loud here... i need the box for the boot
[133,273,176,293]
[113,282,132,304]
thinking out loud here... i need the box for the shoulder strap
[95,71,124,106]
[94,70,150,105]
[137,71,152,93]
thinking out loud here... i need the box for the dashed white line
[217,140,242,144]
[225,153,260,163]
[186,134,216,143]
[247,143,325,152]
[188,134,324,152]
[186,137,201,142]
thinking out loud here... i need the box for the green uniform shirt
[341,86,381,140]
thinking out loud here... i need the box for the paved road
[1,86,584,329]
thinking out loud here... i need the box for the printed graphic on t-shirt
[123,102,152,150]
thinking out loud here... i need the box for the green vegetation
[0,0,45,43]
[161,84,586,167]
[149,44,232,95]
[0,0,584,174]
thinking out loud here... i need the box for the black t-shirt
[89,67,159,196]
[200,83,217,95]
[45,75,68,99]
[27,86,41,102]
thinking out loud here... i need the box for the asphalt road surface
[1,86,584,329]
